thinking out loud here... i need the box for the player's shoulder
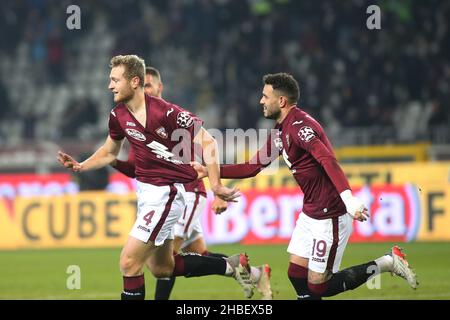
[110,103,126,118]
[149,95,200,129]
[286,108,319,128]
[147,94,180,116]
[287,107,323,143]
[147,93,167,107]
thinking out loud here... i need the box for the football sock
[153,249,230,300]
[250,266,261,282]
[121,275,145,300]
[154,277,176,300]
[375,255,394,272]
[287,263,320,300]
[308,261,378,297]
[172,253,227,277]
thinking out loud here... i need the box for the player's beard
[263,104,281,120]
[114,86,134,104]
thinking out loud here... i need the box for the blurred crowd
[0,0,448,145]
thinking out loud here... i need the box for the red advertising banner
[0,173,75,197]
[201,185,421,244]
[0,173,428,248]
[0,173,135,200]
[349,185,420,243]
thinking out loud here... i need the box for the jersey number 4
[143,210,155,226]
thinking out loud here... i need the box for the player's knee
[119,255,143,276]
[150,265,173,278]
[307,270,330,284]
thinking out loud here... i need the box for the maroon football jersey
[279,108,348,219]
[221,107,350,220]
[112,147,207,196]
[183,179,207,197]
[108,94,203,186]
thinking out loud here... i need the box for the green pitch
[1,242,449,300]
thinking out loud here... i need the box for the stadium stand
[0,0,449,169]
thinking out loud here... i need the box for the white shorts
[129,181,186,246]
[174,192,206,249]
[287,212,353,273]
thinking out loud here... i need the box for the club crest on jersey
[298,126,315,142]
[125,128,146,141]
[155,126,168,139]
[177,111,194,128]
[274,138,283,151]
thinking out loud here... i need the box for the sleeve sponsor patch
[298,126,316,142]
[176,111,194,128]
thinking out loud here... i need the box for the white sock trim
[375,255,394,273]
[225,262,234,276]
[250,266,261,282]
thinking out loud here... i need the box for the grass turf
[0,242,449,300]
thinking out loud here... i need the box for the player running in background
[111,66,272,299]
[57,55,255,300]
[192,73,418,299]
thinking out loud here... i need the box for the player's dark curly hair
[263,73,300,104]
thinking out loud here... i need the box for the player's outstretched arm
[221,132,280,179]
[58,136,123,173]
[80,136,123,172]
[194,127,240,202]
[57,151,82,172]
[339,190,370,222]
[190,161,208,179]
[306,139,369,221]
[192,132,280,179]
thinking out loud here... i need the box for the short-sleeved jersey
[279,108,347,219]
[108,94,203,186]
[221,107,349,220]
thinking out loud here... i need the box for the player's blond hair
[110,55,145,88]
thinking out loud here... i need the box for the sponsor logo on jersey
[292,120,303,125]
[166,108,174,117]
[298,126,316,142]
[177,111,194,128]
[285,134,290,147]
[125,128,146,141]
[126,121,136,127]
[137,225,150,233]
[274,138,283,151]
[147,140,183,165]
[155,126,168,139]
[311,257,326,263]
